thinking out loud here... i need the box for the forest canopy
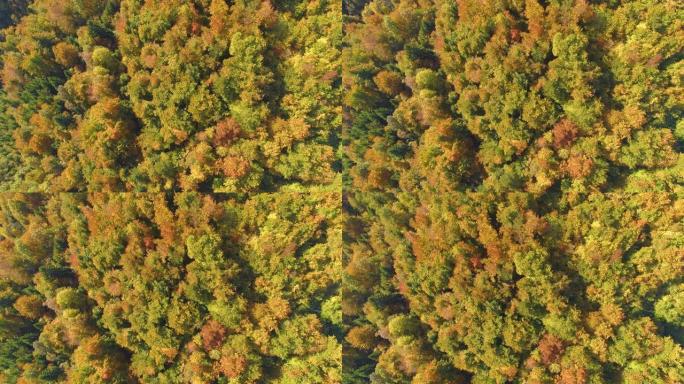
[0,0,340,194]
[0,0,682,383]
[0,0,342,383]
[342,0,683,383]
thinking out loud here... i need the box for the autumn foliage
[0,0,341,383]
[0,0,682,383]
[343,0,683,383]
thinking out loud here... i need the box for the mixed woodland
[0,0,682,383]
[343,0,683,383]
[1,0,341,383]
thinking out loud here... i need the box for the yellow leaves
[357,144,393,190]
[187,349,212,379]
[527,147,560,195]
[255,0,277,29]
[0,52,24,97]
[619,129,677,169]
[52,41,80,68]
[608,106,647,140]
[263,117,310,157]
[344,0,682,382]
[498,365,519,381]
[188,85,222,124]
[601,303,625,327]
[272,143,335,183]
[208,0,229,35]
[140,43,158,68]
[374,70,404,95]
[13,295,45,320]
[347,325,378,351]
[268,296,292,321]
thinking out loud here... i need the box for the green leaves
[207,299,246,330]
[270,315,327,359]
[55,288,87,312]
[0,1,681,384]
[655,284,684,327]
[344,0,683,382]
[186,234,223,263]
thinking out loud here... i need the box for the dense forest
[0,0,342,383]
[343,0,683,383]
[0,0,340,193]
[0,191,341,383]
[0,0,682,383]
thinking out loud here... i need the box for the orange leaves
[464,58,484,84]
[0,0,345,381]
[16,218,52,262]
[209,0,230,35]
[366,168,393,190]
[556,365,588,384]
[140,44,158,68]
[66,334,134,383]
[552,119,579,149]
[219,155,251,178]
[213,117,242,147]
[255,0,277,29]
[201,319,227,351]
[571,0,595,24]
[434,293,457,320]
[522,0,545,45]
[360,145,393,190]
[600,303,625,327]
[12,111,56,155]
[151,196,175,250]
[218,352,247,378]
[476,213,503,268]
[606,106,646,141]
[564,153,594,179]
[538,333,564,365]
[345,244,380,293]
[27,133,53,155]
[348,0,684,382]
[268,296,291,321]
[253,297,291,333]
[357,13,393,61]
